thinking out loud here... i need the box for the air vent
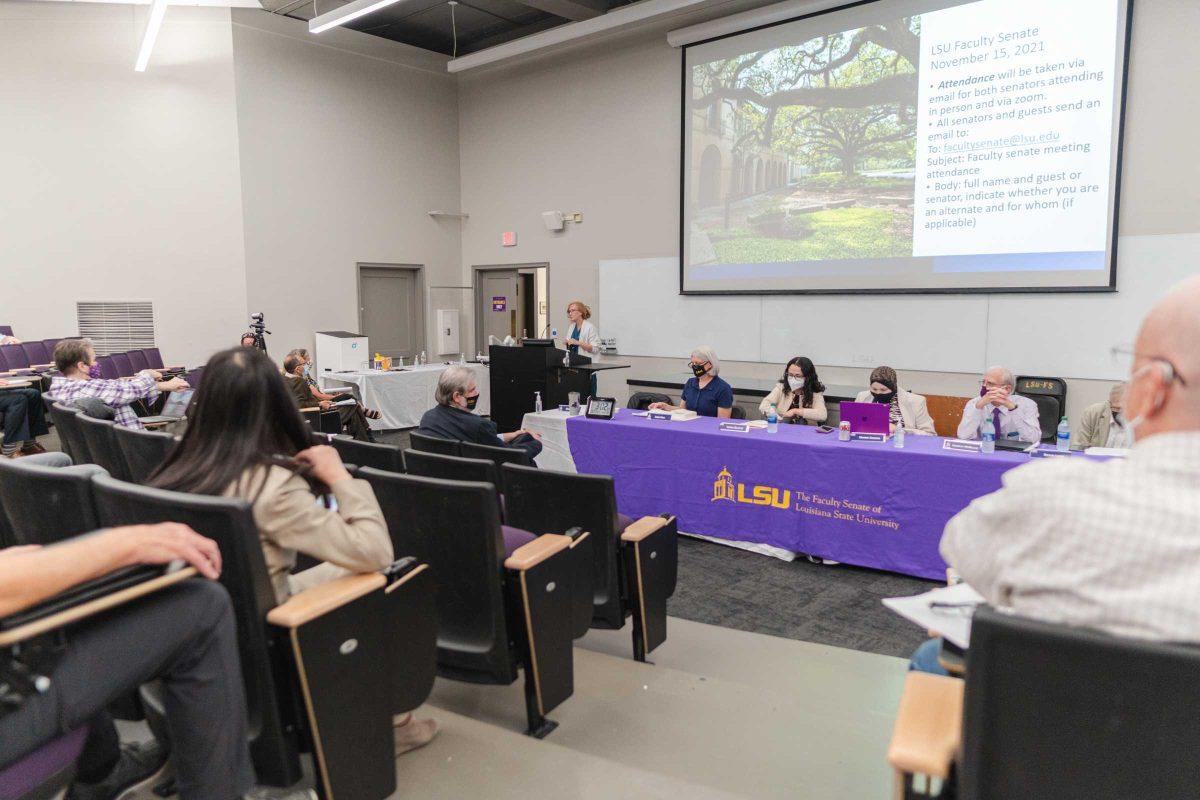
[76,301,156,356]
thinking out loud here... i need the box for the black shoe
[67,741,169,800]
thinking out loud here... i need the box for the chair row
[0,342,180,378]
[48,402,177,483]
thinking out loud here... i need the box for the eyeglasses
[979,380,1010,390]
[1110,346,1188,387]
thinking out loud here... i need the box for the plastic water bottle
[982,430,996,453]
[420,350,427,366]
[766,405,778,434]
[1056,416,1070,451]
[893,425,905,449]
[534,391,543,413]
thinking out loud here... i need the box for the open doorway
[473,263,548,354]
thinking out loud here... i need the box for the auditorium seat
[48,403,92,465]
[1,344,32,372]
[888,605,1200,799]
[0,325,13,337]
[459,441,531,490]
[19,341,52,369]
[113,425,177,484]
[300,407,341,435]
[110,352,134,377]
[923,394,974,437]
[0,726,87,800]
[408,430,462,456]
[0,455,106,546]
[330,435,405,473]
[94,355,121,380]
[359,468,582,737]
[127,349,151,373]
[41,338,60,354]
[1015,375,1067,444]
[90,475,438,799]
[402,449,503,508]
[502,463,679,661]
[76,414,132,481]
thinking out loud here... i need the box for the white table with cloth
[321,363,490,430]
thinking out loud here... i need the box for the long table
[564,409,1057,580]
[320,363,490,430]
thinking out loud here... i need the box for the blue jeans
[909,637,951,676]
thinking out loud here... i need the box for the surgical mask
[1112,410,1124,425]
[787,376,805,392]
[691,362,708,378]
[872,391,895,404]
[303,363,312,377]
[87,363,102,379]
[464,394,479,411]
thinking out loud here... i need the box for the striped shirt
[49,374,159,429]
[941,432,1200,642]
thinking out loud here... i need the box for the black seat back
[1014,376,1066,444]
[501,463,624,627]
[112,425,177,484]
[961,605,1200,799]
[89,475,303,788]
[330,436,405,473]
[403,449,501,491]
[357,468,515,683]
[49,404,91,465]
[409,431,462,457]
[75,414,131,481]
[628,392,670,410]
[459,441,531,489]
[0,457,106,546]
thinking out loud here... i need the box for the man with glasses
[912,276,1200,674]
[955,365,1042,443]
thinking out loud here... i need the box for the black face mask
[464,394,479,410]
[690,362,708,378]
[872,391,895,404]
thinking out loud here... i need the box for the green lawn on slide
[712,207,908,263]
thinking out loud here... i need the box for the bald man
[911,277,1200,674]
[956,365,1042,442]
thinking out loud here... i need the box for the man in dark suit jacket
[282,353,374,441]
[417,366,542,461]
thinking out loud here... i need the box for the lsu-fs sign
[711,467,790,510]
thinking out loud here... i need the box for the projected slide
[681,0,1131,293]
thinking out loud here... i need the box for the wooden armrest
[267,572,385,628]
[504,533,571,571]
[0,567,198,647]
[567,530,590,548]
[141,420,173,429]
[300,406,320,413]
[621,515,670,543]
[886,672,964,779]
[31,363,53,370]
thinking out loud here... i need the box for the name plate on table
[850,432,888,443]
[719,422,751,433]
[943,439,984,453]
[1030,448,1075,459]
[647,411,673,421]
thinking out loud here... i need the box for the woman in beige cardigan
[149,346,437,755]
[853,365,936,435]
[758,356,827,424]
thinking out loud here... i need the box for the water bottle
[982,430,996,453]
[893,425,905,449]
[420,350,427,366]
[1056,416,1070,451]
[766,405,778,434]
[534,391,542,413]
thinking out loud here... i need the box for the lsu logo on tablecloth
[711,467,789,509]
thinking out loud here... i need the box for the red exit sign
[501,231,517,247]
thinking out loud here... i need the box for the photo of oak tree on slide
[689,17,920,265]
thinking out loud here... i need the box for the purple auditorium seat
[110,353,133,377]
[127,350,150,373]
[0,325,13,337]
[500,524,536,556]
[0,726,86,800]
[96,356,120,380]
[1,345,30,370]
[183,366,204,391]
[140,348,165,370]
[42,339,60,358]
[20,341,49,367]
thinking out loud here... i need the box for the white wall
[0,1,249,366]
[458,1,1200,420]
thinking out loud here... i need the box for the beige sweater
[758,385,827,423]
[225,465,394,603]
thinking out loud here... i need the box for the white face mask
[787,376,805,392]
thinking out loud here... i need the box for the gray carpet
[668,536,938,659]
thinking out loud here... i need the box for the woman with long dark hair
[758,356,827,424]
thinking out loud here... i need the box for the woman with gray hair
[648,345,734,418]
[417,366,543,460]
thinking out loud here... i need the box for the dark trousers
[338,405,374,442]
[507,432,542,462]
[0,387,48,445]
[0,580,255,800]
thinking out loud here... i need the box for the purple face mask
[87,363,103,379]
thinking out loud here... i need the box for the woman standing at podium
[564,300,601,397]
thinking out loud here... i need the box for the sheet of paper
[882,582,985,649]
[330,398,357,407]
[1085,446,1130,457]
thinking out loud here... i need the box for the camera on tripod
[246,312,270,353]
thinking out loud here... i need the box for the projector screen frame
[677,0,1134,297]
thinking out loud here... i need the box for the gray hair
[1109,381,1128,401]
[435,366,476,405]
[691,345,720,376]
[986,365,1014,388]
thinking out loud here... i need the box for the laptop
[140,389,194,425]
[838,401,890,434]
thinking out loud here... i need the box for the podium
[488,345,628,432]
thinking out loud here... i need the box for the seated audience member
[759,356,828,425]
[148,347,437,753]
[854,366,935,435]
[955,365,1041,442]
[48,339,188,430]
[282,351,376,442]
[649,346,734,419]
[0,376,50,457]
[1073,382,1130,450]
[0,523,259,800]
[239,333,256,348]
[912,276,1200,675]
[418,366,543,461]
[285,348,382,419]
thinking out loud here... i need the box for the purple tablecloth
[567,410,1038,580]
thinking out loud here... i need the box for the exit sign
[501,231,517,247]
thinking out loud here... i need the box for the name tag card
[1030,448,1075,459]
[719,421,751,433]
[943,439,984,453]
[850,432,888,443]
[647,411,673,421]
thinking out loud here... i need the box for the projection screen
[681,0,1133,294]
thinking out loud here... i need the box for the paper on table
[882,582,985,649]
[329,398,357,407]
[1085,446,1130,457]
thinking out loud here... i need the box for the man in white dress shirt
[956,365,1042,443]
[912,276,1200,674]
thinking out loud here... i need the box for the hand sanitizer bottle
[534,391,543,413]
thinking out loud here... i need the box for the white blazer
[567,319,601,362]
[853,389,936,435]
